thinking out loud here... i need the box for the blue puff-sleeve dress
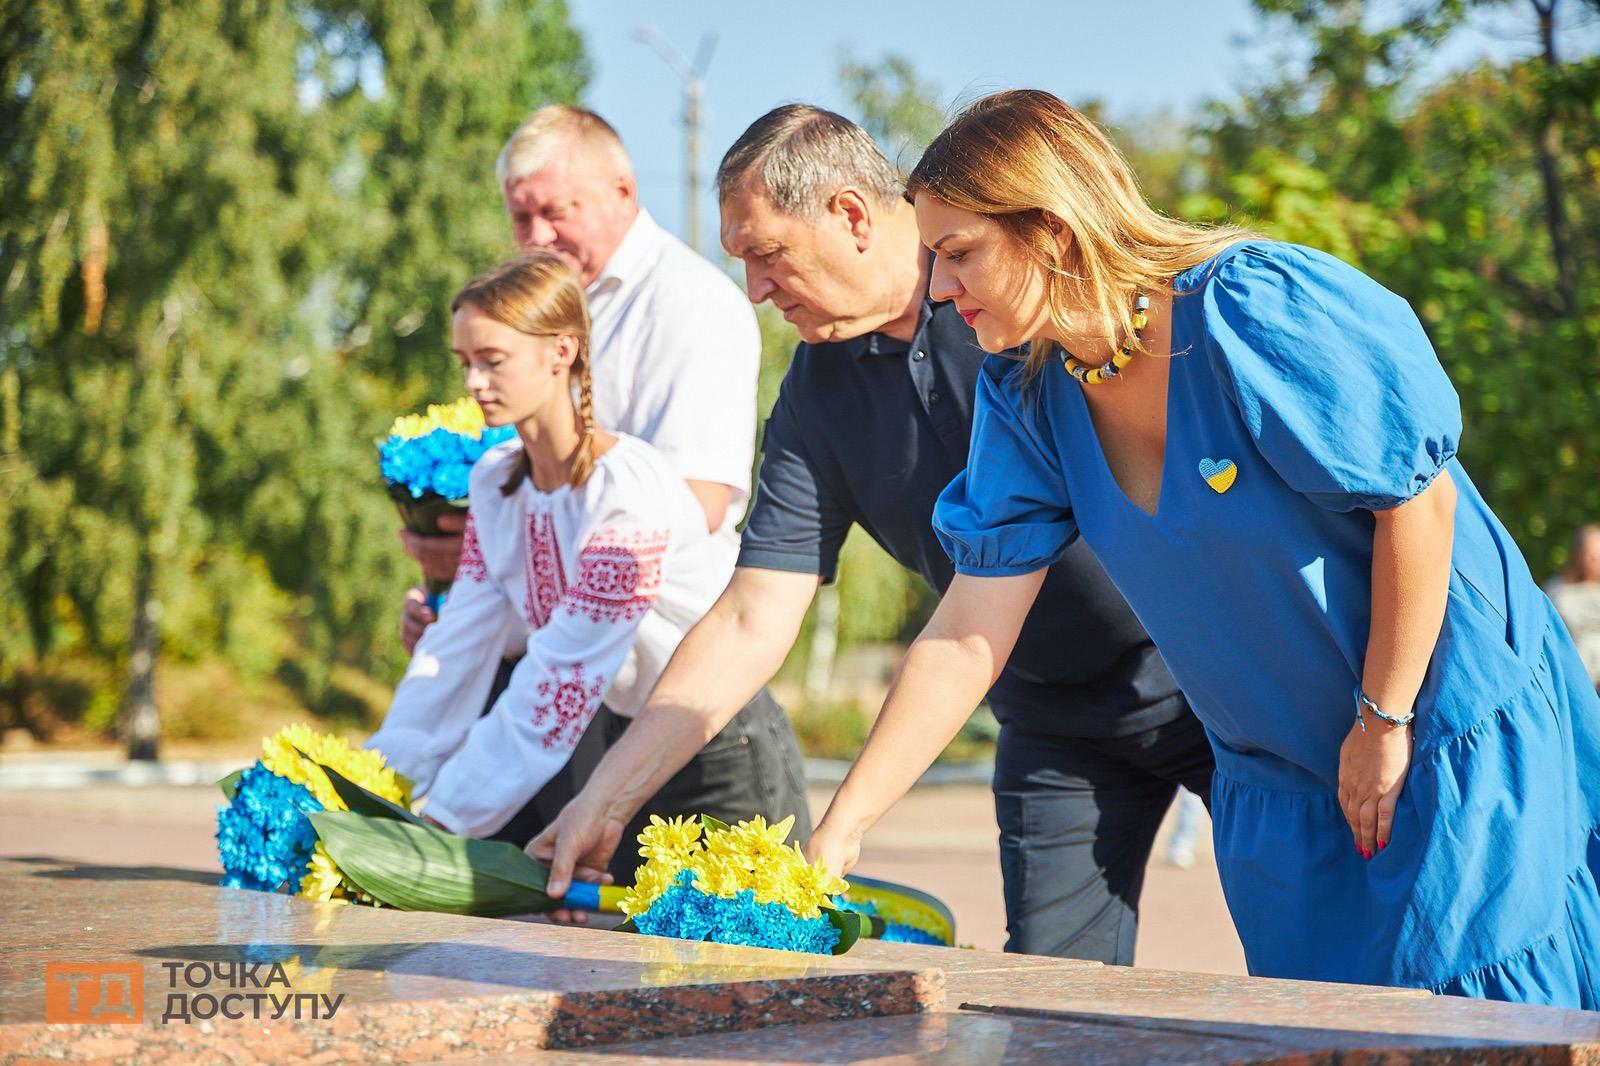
[934,240,1600,1007]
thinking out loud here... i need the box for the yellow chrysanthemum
[637,814,703,866]
[299,841,383,907]
[387,397,487,439]
[298,842,348,903]
[623,812,851,922]
[686,851,748,898]
[855,894,944,938]
[700,813,794,869]
[260,724,410,813]
[619,858,681,918]
[781,849,850,919]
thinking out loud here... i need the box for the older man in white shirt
[389,106,807,889]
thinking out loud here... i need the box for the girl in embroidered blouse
[369,253,729,842]
[805,90,1600,1007]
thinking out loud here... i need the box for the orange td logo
[44,963,145,1024]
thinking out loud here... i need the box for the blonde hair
[908,89,1259,377]
[496,105,632,187]
[451,253,599,492]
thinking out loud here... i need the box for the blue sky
[563,0,1570,253]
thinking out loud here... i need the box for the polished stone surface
[6,855,1600,1065]
[0,857,938,1060]
[442,1005,1600,1066]
[503,946,1600,1064]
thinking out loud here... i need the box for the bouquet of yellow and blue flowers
[616,814,954,952]
[618,814,851,954]
[215,725,412,904]
[379,397,514,606]
[221,736,955,953]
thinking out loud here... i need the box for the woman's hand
[803,822,863,882]
[1344,473,1452,859]
[1337,718,1412,858]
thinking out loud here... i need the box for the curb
[1,757,996,791]
[802,758,993,788]
[0,760,243,790]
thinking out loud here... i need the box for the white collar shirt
[583,207,760,563]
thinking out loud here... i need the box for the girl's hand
[1337,718,1412,859]
[803,822,863,882]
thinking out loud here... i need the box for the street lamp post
[635,27,717,254]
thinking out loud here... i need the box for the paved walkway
[0,780,1244,974]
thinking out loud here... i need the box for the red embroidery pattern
[455,514,488,583]
[531,663,606,750]
[564,528,669,623]
[524,511,567,627]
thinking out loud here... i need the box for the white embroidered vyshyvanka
[369,435,727,836]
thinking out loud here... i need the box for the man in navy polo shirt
[533,105,1215,963]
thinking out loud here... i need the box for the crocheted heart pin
[1198,457,1237,494]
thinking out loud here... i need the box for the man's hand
[398,510,467,583]
[400,585,435,655]
[523,566,818,921]
[527,793,625,926]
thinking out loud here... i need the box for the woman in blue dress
[805,89,1600,1007]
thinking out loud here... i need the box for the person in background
[1162,787,1206,868]
[1550,524,1600,694]
[371,254,808,858]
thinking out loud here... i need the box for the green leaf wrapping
[217,768,245,801]
[293,746,425,826]
[825,907,869,955]
[308,810,557,916]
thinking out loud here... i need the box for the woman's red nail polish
[1379,840,1387,852]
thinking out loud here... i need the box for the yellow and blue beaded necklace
[1060,292,1150,385]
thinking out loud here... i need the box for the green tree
[838,52,948,169]
[1191,0,1599,575]
[0,0,588,754]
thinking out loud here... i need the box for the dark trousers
[479,660,811,883]
[994,707,1215,963]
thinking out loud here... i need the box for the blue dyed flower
[836,899,947,945]
[633,870,841,955]
[379,425,516,501]
[215,762,323,893]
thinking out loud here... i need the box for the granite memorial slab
[0,856,940,1062]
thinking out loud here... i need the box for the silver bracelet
[1354,686,1415,732]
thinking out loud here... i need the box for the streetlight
[634,27,717,254]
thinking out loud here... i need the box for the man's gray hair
[497,105,633,187]
[716,104,903,218]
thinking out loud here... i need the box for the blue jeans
[993,706,1214,963]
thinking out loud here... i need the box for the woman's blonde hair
[908,89,1259,377]
[451,253,598,492]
